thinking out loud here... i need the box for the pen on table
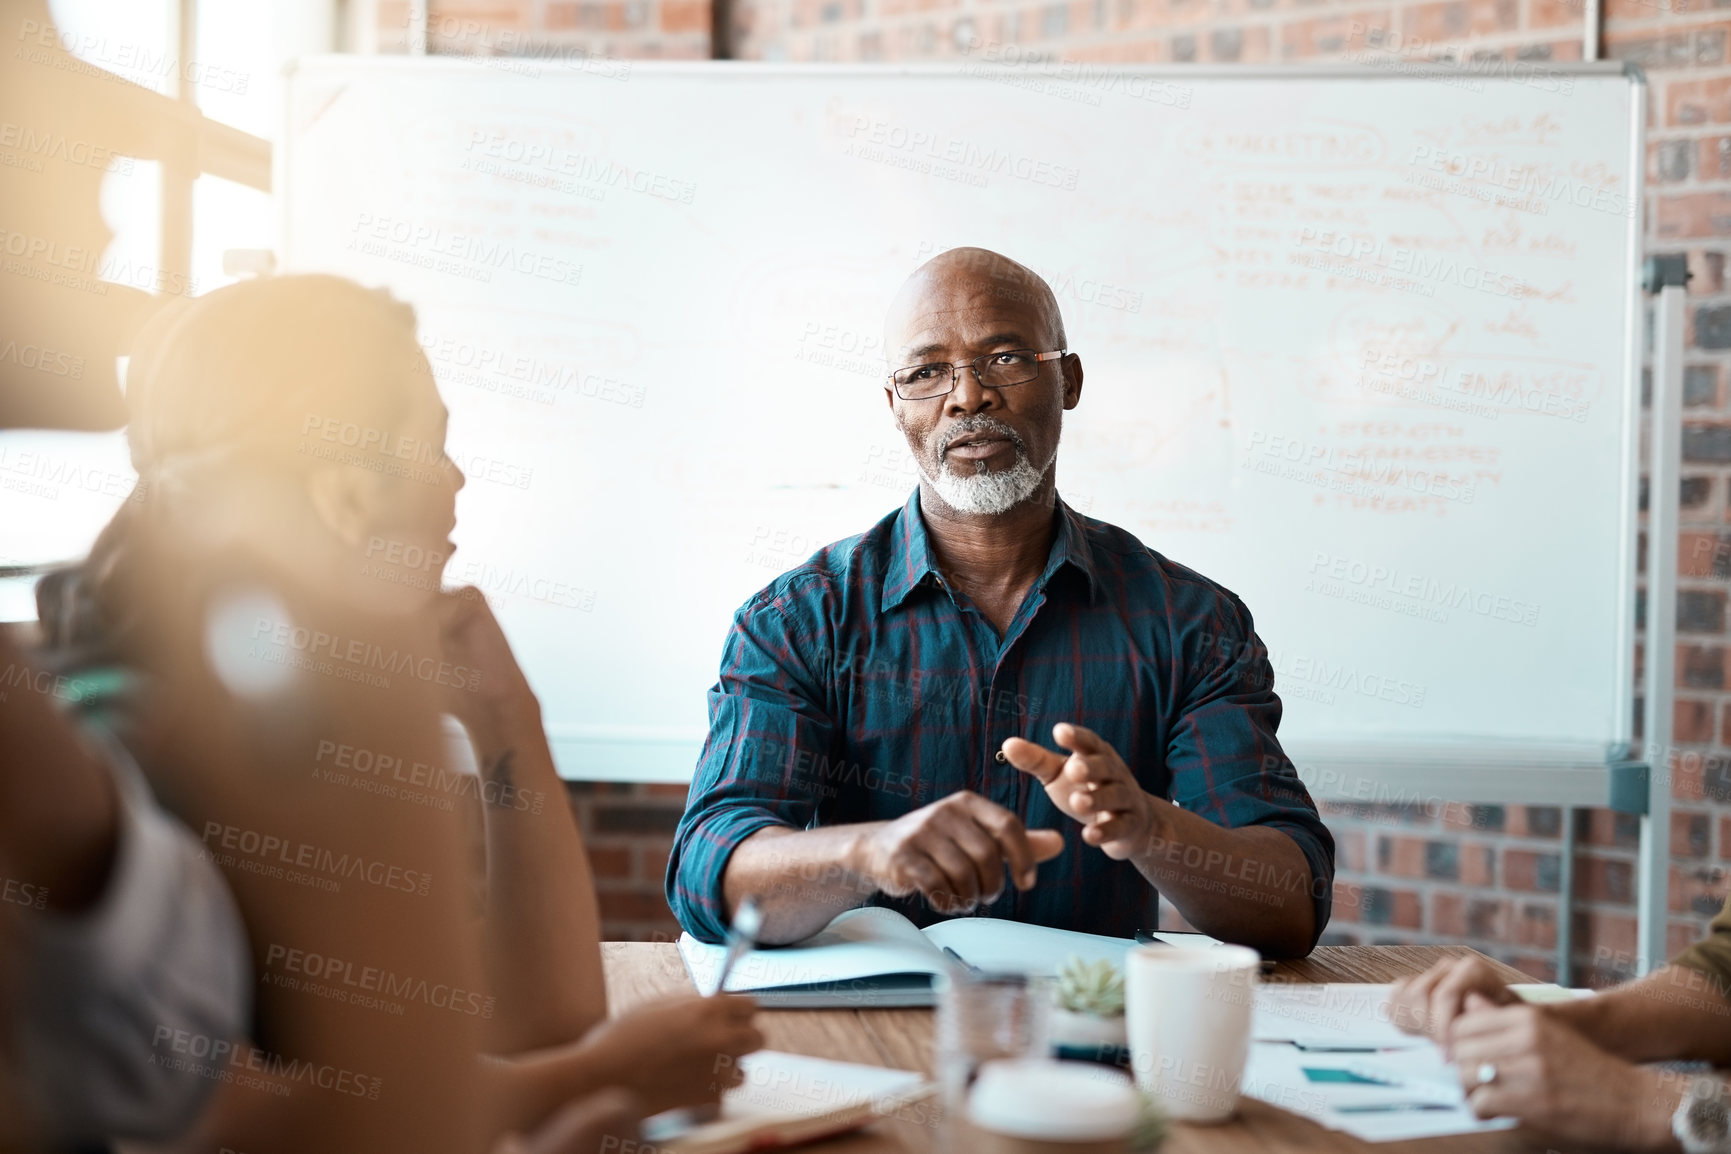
[711,896,762,997]
[942,946,982,976]
[1135,929,1278,973]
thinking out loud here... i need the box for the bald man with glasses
[668,247,1334,955]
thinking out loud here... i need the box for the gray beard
[917,416,1056,515]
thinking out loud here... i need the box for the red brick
[1337,828,1367,872]
[1466,0,1517,32]
[634,841,673,883]
[1673,745,1708,802]
[589,846,633,879]
[1700,135,1731,180]
[592,802,683,835]
[1505,849,1562,893]
[1575,909,1638,968]
[1332,880,1363,923]
[1438,803,1502,832]
[1668,77,1731,126]
[1465,897,1508,940]
[1432,891,1466,937]
[597,888,675,923]
[1507,806,1562,839]
[435,0,535,29]
[1676,697,1716,743]
[1439,802,1475,831]
[1458,843,1495,887]
[1281,12,1384,57]
[1678,643,1727,692]
[1512,903,1558,950]
[1580,807,1641,849]
[1675,809,1712,858]
[1378,834,1427,878]
[1528,0,1583,26]
[1065,37,1168,61]
[1235,25,1273,62]
[1575,855,1635,905]
[1682,531,1728,577]
[1657,192,1731,240]
[1360,886,1423,929]
[1404,0,1470,39]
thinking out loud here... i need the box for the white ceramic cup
[1123,944,1261,1124]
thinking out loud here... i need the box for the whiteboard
[281,59,1644,803]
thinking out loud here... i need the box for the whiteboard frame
[280,58,1648,805]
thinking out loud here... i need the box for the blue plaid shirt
[667,491,1334,946]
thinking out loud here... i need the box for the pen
[942,945,982,975]
[1135,930,1276,973]
[711,896,762,997]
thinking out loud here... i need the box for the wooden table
[602,943,1575,1154]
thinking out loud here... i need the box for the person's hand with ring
[1448,994,1681,1150]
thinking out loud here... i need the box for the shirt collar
[879,488,1099,614]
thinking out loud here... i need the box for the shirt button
[994,750,1007,764]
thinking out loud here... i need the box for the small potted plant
[1049,956,1130,1067]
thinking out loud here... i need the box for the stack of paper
[641,1050,935,1154]
[1244,984,1516,1143]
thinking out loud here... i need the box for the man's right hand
[852,791,1065,915]
[1388,955,1519,1051]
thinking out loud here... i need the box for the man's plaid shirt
[667,490,1334,947]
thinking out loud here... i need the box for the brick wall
[387,0,1731,974]
[375,0,709,60]
[567,782,689,941]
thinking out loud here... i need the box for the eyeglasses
[887,349,1067,401]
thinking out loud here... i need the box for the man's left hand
[1001,723,1161,860]
[1449,994,1678,1151]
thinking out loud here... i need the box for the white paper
[1252,983,1421,1050]
[922,917,1136,974]
[1244,985,1517,1142]
[678,907,1142,993]
[642,1050,933,1147]
[679,907,950,993]
[724,1050,929,1118]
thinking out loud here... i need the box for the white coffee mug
[1123,944,1261,1124]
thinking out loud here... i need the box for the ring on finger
[1475,1062,1498,1087]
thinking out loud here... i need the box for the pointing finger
[968,795,1040,889]
[1001,736,1066,785]
[1053,722,1108,756]
[1027,829,1065,862]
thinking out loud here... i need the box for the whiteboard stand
[1636,255,1689,976]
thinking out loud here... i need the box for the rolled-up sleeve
[667,574,838,943]
[1167,593,1336,952]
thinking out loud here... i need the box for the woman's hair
[37,275,427,663]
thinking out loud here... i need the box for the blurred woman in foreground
[32,275,759,1153]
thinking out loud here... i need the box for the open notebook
[642,1050,934,1154]
[677,906,1141,1007]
